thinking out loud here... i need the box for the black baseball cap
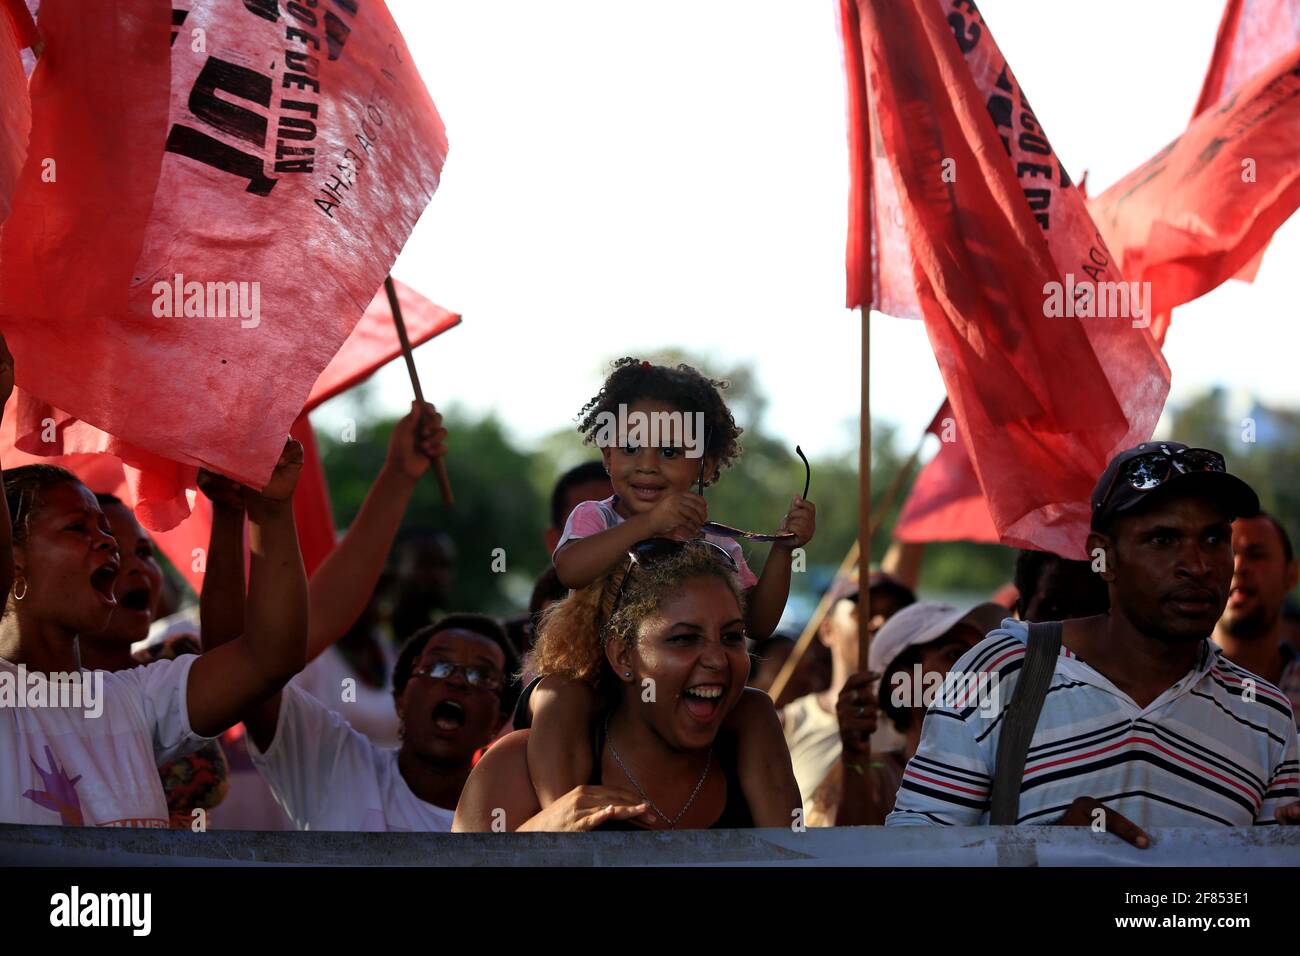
[1090,441,1259,532]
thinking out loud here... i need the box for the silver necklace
[604,714,712,829]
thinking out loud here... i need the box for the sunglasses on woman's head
[698,445,811,542]
[605,537,739,634]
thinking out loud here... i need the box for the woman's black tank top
[587,717,754,830]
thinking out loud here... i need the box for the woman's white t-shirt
[248,683,455,832]
[0,654,211,827]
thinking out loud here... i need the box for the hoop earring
[12,577,27,601]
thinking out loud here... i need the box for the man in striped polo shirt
[888,442,1300,844]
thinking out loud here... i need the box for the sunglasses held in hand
[699,445,811,543]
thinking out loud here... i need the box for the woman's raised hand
[386,400,448,481]
[250,438,304,507]
[517,785,656,832]
[196,467,247,511]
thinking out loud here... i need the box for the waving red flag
[839,0,922,319]
[851,0,1170,557]
[307,280,460,409]
[10,277,454,535]
[1089,45,1300,344]
[894,2,1299,545]
[0,0,447,508]
[1195,0,1300,115]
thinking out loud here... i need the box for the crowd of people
[3,339,1299,842]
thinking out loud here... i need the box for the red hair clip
[641,360,652,370]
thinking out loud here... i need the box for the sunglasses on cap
[605,537,739,635]
[1098,446,1227,507]
[698,445,811,543]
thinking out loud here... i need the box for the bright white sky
[344,0,1299,461]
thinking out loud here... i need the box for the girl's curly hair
[526,541,746,696]
[576,357,742,484]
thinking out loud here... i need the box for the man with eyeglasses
[243,614,516,831]
[888,442,1300,843]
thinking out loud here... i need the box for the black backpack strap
[989,620,1063,825]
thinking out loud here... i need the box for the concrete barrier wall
[3,823,1300,866]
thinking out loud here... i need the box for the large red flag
[1090,46,1300,344]
[0,0,31,226]
[5,278,458,587]
[13,279,458,529]
[852,0,1170,558]
[895,3,1300,546]
[8,279,457,580]
[0,0,447,506]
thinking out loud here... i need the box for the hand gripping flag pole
[384,274,454,506]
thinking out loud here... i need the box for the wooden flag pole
[765,368,929,703]
[767,538,859,705]
[857,305,871,673]
[384,274,454,505]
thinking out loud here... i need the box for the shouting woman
[0,333,310,828]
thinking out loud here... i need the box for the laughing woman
[454,539,797,831]
[0,333,310,827]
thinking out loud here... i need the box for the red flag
[851,0,1170,558]
[12,279,457,528]
[893,400,998,545]
[3,397,332,590]
[0,1,31,226]
[0,0,447,500]
[1,0,38,50]
[1089,45,1300,344]
[1195,0,1300,116]
[287,414,335,577]
[307,280,460,410]
[895,3,1300,545]
[839,0,922,319]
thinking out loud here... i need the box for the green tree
[318,406,548,615]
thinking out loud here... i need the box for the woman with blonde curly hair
[454,539,798,831]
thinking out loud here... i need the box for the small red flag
[307,280,460,410]
[893,399,997,545]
